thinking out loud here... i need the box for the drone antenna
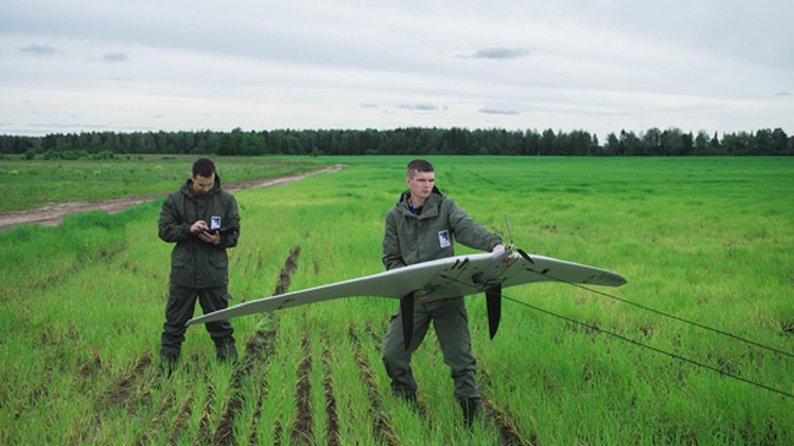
[504,215,514,245]
[504,214,534,264]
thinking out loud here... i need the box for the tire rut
[212,244,297,446]
[100,354,152,410]
[77,353,152,444]
[480,367,538,446]
[192,376,216,446]
[169,355,208,445]
[348,326,400,446]
[274,246,301,295]
[245,321,279,446]
[290,334,314,444]
[322,341,341,446]
[240,247,300,445]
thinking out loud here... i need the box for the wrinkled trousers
[160,283,235,358]
[382,296,479,401]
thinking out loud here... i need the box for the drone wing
[187,249,626,342]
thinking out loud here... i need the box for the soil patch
[291,334,314,444]
[348,326,400,446]
[322,342,341,446]
[0,164,344,231]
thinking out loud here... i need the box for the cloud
[101,52,128,62]
[26,122,110,128]
[479,107,520,115]
[464,47,532,60]
[396,103,440,111]
[20,44,58,56]
[1,1,792,137]
[24,122,153,131]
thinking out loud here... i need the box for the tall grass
[1,156,792,444]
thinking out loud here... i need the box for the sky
[1,0,792,139]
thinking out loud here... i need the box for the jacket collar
[396,186,443,217]
[181,174,223,199]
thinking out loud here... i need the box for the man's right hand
[190,220,209,234]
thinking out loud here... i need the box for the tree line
[1,127,792,157]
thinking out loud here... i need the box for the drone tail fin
[486,284,502,339]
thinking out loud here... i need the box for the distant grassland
[1,156,792,444]
[0,154,325,212]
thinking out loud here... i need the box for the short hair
[192,158,216,178]
[407,159,434,179]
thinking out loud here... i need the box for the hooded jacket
[382,187,502,271]
[158,175,240,288]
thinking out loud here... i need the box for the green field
[0,155,324,213]
[1,156,792,444]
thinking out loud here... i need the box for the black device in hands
[193,227,223,236]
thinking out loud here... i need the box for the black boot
[396,391,417,406]
[216,341,238,363]
[159,351,179,377]
[460,397,481,428]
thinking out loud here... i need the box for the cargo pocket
[209,252,228,270]
[171,250,190,269]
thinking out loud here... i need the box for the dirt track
[0,164,344,231]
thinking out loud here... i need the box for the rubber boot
[216,341,238,363]
[396,391,417,406]
[159,352,179,377]
[460,397,482,428]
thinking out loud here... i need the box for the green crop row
[1,156,792,444]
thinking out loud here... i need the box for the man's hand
[191,220,209,233]
[198,231,221,245]
[492,244,517,263]
[191,220,220,245]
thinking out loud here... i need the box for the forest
[1,126,792,157]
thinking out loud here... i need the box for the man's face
[191,173,215,196]
[406,170,435,200]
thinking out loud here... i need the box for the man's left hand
[198,231,221,245]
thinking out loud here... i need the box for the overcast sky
[1,0,792,139]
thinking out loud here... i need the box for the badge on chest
[438,229,450,248]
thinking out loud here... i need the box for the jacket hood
[397,185,444,205]
[180,174,223,199]
[396,186,444,216]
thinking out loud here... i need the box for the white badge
[210,215,222,231]
[438,229,451,248]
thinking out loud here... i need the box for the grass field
[0,155,324,213]
[1,156,792,445]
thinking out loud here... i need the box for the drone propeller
[503,215,533,264]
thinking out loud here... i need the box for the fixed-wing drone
[187,244,627,349]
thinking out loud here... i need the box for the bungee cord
[501,293,794,399]
[438,260,793,398]
[551,278,794,359]
[500,215,793,360]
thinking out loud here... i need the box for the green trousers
[160,283,235,358]
[382,296,479,401]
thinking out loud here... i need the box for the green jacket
[158,175,240,288]
[382,187,502,270]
